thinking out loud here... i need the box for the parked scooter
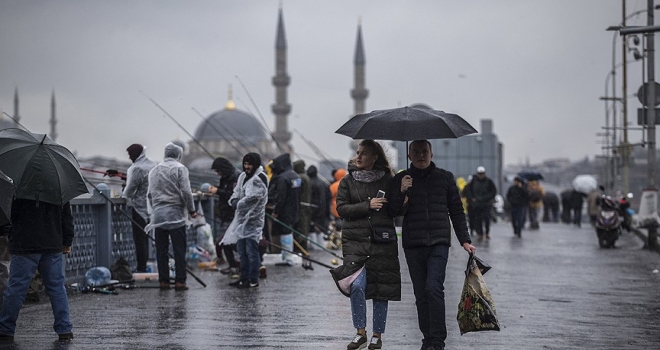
[595,195,621,248]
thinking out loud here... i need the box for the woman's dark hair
[357,139,392,174]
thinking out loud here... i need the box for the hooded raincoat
[221,165,268,245]
[123,148,157,221]
[145,143,196,232]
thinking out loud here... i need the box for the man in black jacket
[0,199,74,342]
[388,140,476,350]
[268,153,301,265]
[464,166,497,240]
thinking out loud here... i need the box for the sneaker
[367,336,382,349]
[259,265,267,279]
[220,266,233,275]
[228,279,243,287]
[347,334,367,349]
[238,280,259,289]
[58,332,74,341]
[229,267,240,279]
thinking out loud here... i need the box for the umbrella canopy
[572,174,598,194]
[0,170,13,227]
[335,106,477,141]
[517,171,544,181]
[0,128,88,206]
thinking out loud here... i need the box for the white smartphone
[376,190,386,198]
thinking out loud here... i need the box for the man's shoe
[259,265,267,279]
[228,279,243,287]
[367,336,382,349]
[229,267,240,279]
[238,280,259,289]
[159,282,170,290]
[0,334,14,343]
[347,333,367,349]
[58,332,74,341]
[174,282,189,291]
[219,266,233,275]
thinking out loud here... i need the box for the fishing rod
[82,176,208,288]
[234,75,287,154]
[292,129,333,185]
[139,90,215,159]
[266,212,343,261]
[80,167,127,181]
[269,241,333,269]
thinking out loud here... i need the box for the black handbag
[368,219,397,244]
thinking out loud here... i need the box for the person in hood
[388,140,476,350]
[307,165,331,251]
[268,153,301,265]
[223,153,268,289]
[333,139,400,350]
[293,160,312,251]
[207,157,242,278]
[122,143,157,273]
[145,142,197,291]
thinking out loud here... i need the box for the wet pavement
[3,221,660,349]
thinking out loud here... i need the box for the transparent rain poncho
[220,165,268,244]
[144,143,195,232]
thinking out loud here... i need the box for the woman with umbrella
[331,139,400,350]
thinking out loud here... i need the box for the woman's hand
[369,197,387,211]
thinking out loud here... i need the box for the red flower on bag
[464,297,472,310]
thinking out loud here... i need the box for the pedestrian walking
[334,139,400,350]
[506,176,529,237]
[560,189,573,224]
[206,157,241,278]
[527,180,545,229]
[463,166,497,240]
[225,153,268,289]
[586,187,603,227]
[122,143,156,273]
[145,142,197,291]
[0,198,75,342]
[570,189,586,227]
[307,165,331,250]
[268,153,301,265]
[542,191,560,223]
[387,139,476,350]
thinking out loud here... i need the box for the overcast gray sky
[0,0,653,167]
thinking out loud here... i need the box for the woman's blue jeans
[350,268,388,333]
[0,253,72,336]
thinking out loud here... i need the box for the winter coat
[293,160,312,234]
[307,165,331,232]
[269,153,301,235]
[587,190,601,216]
[388,161,471,249]
[506,184,529,208]
[214,162,241,224]
[9,199,74,254]
[221,166,268,244]
[123,149,157,221]
[330,168,347,219]
[570,190,586,210]
[333,164,401,301]
[145,142,196,232]
[527,180,545,209]
[464,175,497,208]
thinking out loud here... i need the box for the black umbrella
[0,170,14,227]
[517,171,544,181]
[335,106,477,141]
[0,128,88,205]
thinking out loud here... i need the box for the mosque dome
[193,105,269,143]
